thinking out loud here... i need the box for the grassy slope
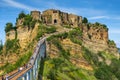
[42,27,120,80]
[1,23,120,79]
[42,31,97,80]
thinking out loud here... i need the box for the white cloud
[2,0,39,11]
[88,16,109,20]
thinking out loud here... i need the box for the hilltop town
[17,9,82,27]
[6,9,118,55]
[0,9,120,80]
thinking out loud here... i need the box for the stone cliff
[6,23,39,49]
[5,9,119,57]
[80,23,119,58]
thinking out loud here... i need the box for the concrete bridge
[7,37,46,80]
[4,29,71,80]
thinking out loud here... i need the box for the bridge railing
[8,37,46,80]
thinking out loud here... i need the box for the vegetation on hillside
[1,11,120,80]
[108,40,116,46]
[36,24,56,41]
[86,22,108,31]
[45,27,120,80]
[68,27,82,45]
[5,39,20,55]
[82,17,88,23]
[0,50,32,74]
[44,32,96,80]
[18,11,26,19]
[17,11,37,29]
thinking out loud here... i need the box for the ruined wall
[42,10,53,24]
[61,12,69,25]
[42,9,82,26]
[68,14,79,27]
[31,11,41,20]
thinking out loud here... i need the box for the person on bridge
[2,75,4,80]
[19,67,23,71]
[5,74,8,80]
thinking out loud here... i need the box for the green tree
[46,26,56,34]
[5,39,19,54]
[5,22,13,33]
[18,11,26,19]
[94,65,115,80]
[30,20,36,29]
[110,59,120,79]
[95,22,100,26]
[23,14,32,28]
[108,40,116,46]
[82,17,88,23]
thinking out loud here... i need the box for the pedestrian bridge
[8,37,46,80]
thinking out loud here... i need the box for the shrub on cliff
[82,17,88,23]
[94,65,116,80]
[5,22,13,33]
[18,11,26,19]
[23,14,32,26]
[5,39,20,54]
[109,59,120,79]
[46,26,56,34]
[108,40,116,46]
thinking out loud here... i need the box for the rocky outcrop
[6,23,39,49]
[80,24,119,58]
[80,24,108,53]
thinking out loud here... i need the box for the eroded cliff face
[81,24,108,52]
[80,24,119,58]
[6,22,119,57]
[6,23,39,49]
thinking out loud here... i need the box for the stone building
[16,9,82,27]
[31,10,41,20]
[69,14,82,27]
[42,9,62,25]
[31,9,82,27]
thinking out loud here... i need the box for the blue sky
[0,0,120,47]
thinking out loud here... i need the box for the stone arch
[54,19,57,24]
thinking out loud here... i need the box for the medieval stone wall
[31,11,41,20]
[31,9,82,26]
